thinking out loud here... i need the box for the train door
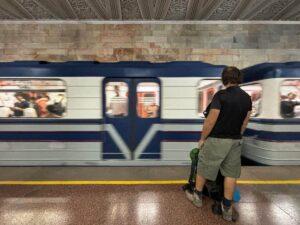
[103,78,161,160]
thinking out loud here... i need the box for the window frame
[279,79,300,119]
[136,82,160,119]
[0,78,67,119]
[104,81,129,118]
[240,82,263,118]
[196,79,223,118]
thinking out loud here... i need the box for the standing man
[187,67,252,221]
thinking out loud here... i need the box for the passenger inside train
[0,79,67,118]
[280,80,300,118]
[106,83,128,117]
[137,82,160,118]
[105,81,160,118]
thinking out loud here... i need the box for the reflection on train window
[105,82,128,117]
[280,80,300,118]
[0,79,66,118]
[240,84,262,117]
[197,79,223,117]
[137,82,160,118]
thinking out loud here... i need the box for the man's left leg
[186,138,229,207]
[195,174,206,192]
[188,174,206,207]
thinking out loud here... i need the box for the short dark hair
[221,66,243,85]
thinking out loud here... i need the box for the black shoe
[212,201,222,215]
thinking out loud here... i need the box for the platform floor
[0,166,299,181]
[0,166,299,225]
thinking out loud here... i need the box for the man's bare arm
[241,111,252,135]
[200,109,220,141]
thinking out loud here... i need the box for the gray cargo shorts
[197,137,242,181]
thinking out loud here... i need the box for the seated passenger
[45,105,62,118]
[10,92,30,117]
[36,93,50,117]
[281,92,300,118]
[47,95,66,117]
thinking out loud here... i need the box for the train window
[105,82,128,117]
[280,80,300,118]
[197,79,223,117]
[240,84,262,117]
[0,79,66,118]
[137,82,160,118]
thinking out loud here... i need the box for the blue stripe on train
[162,131,201,141]
[0,130,298,142]
[0,120,299,142]
[162,131,300,142]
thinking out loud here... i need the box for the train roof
[242,61,300,82]
[0,61,225,78]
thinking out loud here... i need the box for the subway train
[0,61,298,166]
[241,62,300,165]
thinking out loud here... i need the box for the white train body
[0,61,298,165]
[241,63,300,165]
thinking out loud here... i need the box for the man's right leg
[221,177,239,222]
[220,140,242,222]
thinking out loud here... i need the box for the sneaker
[221,202,239,222]
[185,189,194,202]
[185,190,203,207]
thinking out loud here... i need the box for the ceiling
[0,0,299,21]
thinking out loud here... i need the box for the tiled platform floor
[0,166,299,181]
[0,166,299,225]
[0,184,299,225]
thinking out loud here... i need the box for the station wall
[0,22,299,67]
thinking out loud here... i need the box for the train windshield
[0,79,66,118]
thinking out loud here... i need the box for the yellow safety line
[237,180,300,185]
[0,179,299,185]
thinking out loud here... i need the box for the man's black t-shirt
[208,86,252,139]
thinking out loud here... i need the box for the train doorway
[102,78,161,160]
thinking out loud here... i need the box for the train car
[241,62,300,165]
[1,61,298,166]
[0,61,227,166]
